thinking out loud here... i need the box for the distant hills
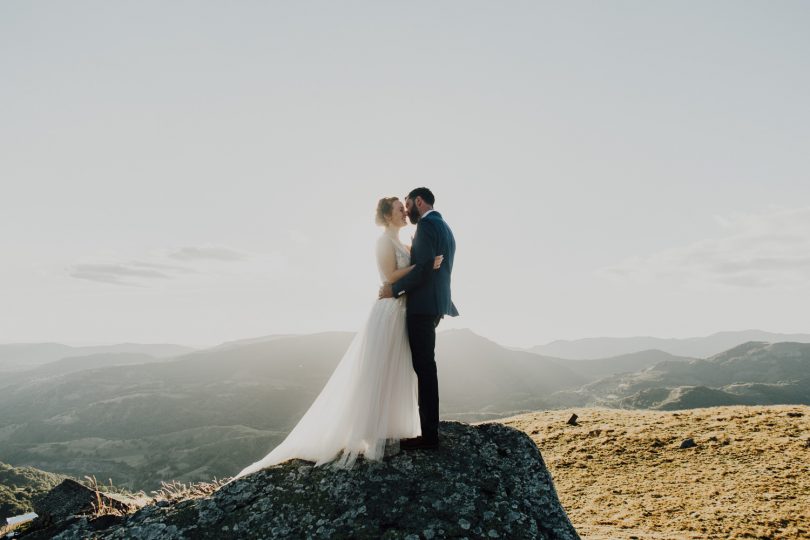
[436,329,585,420]
[0,343,195,372]
[552,341,810,410]
[530,330,810,359]
[0,352,174,388]
[0,329,808,492]
[551,349,694,382]
[0,330,585,490]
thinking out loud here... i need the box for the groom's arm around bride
[381,193,458,320]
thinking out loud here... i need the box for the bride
[234,196,443,478]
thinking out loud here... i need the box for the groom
[380,187,458,450]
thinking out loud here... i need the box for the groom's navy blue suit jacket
[392,210,459,318]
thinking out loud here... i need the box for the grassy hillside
[0,462,67,520]
[501,405,810,540]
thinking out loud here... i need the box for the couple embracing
[235,187,457,478]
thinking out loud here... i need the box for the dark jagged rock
[18,479,137,539]
[28,422,580,539]
[32,479,136,524]
[566,414,578,426]
[0,461,67,520]
[679,438,697,449]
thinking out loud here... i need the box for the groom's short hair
[407,187,435,206]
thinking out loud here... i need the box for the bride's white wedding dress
[234,236,420,478]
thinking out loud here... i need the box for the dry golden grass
[78,477,229,521]
[500,405,810,540]
[151,478,229,503]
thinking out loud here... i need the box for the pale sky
[2,1,809,348]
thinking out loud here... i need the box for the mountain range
[0,330,587,490]
[0,343,195,373]
[0,329,808,491]
[530,329,810,359]
[551,341,810,410]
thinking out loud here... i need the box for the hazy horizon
[3,327,810,352]
[2,2,809,348]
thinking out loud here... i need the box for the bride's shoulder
[376,234,409,254]
[376,234,395,252]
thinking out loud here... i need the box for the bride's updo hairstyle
[375,197,398,226]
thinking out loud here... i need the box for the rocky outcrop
[15,479,138,539]
[24,422,579,539]
[32,479,136,524]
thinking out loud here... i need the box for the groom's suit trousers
[407,313,442,442]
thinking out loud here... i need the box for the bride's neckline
[384,233,408,251]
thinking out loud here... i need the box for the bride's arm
[377,237,415,283]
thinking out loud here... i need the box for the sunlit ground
[499,405,810,540]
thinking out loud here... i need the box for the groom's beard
[408,207,420,224]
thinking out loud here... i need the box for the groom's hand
[379,283,394,299]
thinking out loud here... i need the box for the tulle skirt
[234,297,420,478]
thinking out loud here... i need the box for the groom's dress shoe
[400,436,439,451]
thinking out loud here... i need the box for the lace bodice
[392,238,410,269]
[377,235,411,283]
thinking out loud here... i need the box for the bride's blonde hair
[375,197,399,226]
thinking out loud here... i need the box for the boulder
[679,438,697,449]
[31,422,579,539]
[32,479,135,525]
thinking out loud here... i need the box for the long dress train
[234,237,419,478]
